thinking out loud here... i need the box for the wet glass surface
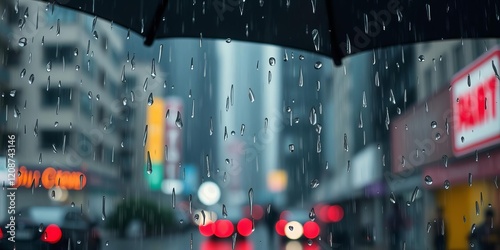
[1,1,500,250]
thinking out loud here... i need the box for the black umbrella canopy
[41,0,500,65]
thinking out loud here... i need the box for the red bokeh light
[214,219,234,238]
[199,222,215,237]
[40,224,62,244]
[317,204,330,222]
[275,219,288,236]
[242,205,264,220]
[237,218,253,237]
[303,221,320,239]
[327,205,344,222]
[201,238,253,250]
[279,210,290,220]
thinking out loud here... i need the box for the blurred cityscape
[0,1,500,250]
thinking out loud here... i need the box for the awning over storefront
[423,147,500,189]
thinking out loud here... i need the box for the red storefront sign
[451,48,500,156]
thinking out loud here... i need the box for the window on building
[40,131,70,151]
[79,91,92,116]
[41,87,72,107]
[44,45,76,65]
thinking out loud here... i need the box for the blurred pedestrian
[387,202,409,250]
[264,203,280,243]
[433,207,447,250]
[470,208,499,250]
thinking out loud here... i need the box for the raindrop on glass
[248,88,255,103]
[28,74,35,84]
[314,61,322,69]
[444,180,451,189]
[310,179,319,189]
[431,121,437,128]
[147,93,154,106]
[269,57,276,66]
[18,37,27,47]
[175,111,183,128]
[424,175,433,185]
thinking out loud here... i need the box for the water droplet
[431,121,437,128]
[418,55,425,62]
[309,208,316,221]
[222,204,228,218]
[435,133,441,141]
[389,192,396,203]
[468,173,473,186]
[289,144,295,152]
[314,61,322,69]
[411,186,419,203]
[146,151,152,174]
[269,57,276,66]
[309,107,317,125]
[28,74,35,84]
[312,29,320,51]
[442,155,448,167]
[240,124,245,136]
[310,179,319,189]
[175,111,183,128]
[248,88,255,102]
[20,68,26,78]
[298,67,304,87]
[225,38,231,43]
[424,175,433,185]
[476,201,480,216]
[362,91,367,108]
[143,125,148,147]
[343,133,349,152]
[444,180,451,189]
[147,93,154,106]
[492,60,500,80]
[374,71,380,86]
[18,37,27,47]
[151,59,156,79]
[121,65,126,83]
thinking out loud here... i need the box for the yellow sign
[14,166,87,190]
[145,98,165,162]
[267,170,288,192]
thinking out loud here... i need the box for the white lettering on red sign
[451,48,500,156]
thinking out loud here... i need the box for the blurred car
[0,206,101,250]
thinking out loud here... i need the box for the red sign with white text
[451,48,500,156]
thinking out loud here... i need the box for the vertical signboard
[145,98,165,190]
[162,97,183,195]
[451,48,500,156]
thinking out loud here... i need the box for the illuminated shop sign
[14,166,87,190]
[451,48,500,156]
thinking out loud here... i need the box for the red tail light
[214,219,234,238]
[41,224,62,244]
[303,221,320,239]
[237,218,253,237]
[199,222,215,237]
[275,219,287,236]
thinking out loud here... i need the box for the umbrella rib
[323,0,343,66]
[144,0,169,46]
